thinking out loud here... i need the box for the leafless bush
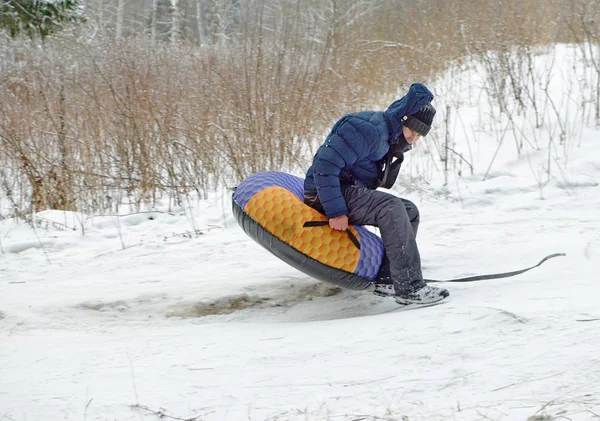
[562,0,600,123]
[0,0,594,218]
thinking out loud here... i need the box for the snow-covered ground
[1,46,600,421]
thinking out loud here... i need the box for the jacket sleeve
[312,116,373,218]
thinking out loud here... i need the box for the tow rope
[425,253,566,283]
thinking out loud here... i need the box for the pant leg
[400,198,420,238]
[377,197,420,283]
[340,186,425,294]
[304,193,325,214]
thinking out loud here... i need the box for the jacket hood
[384,83,434,143]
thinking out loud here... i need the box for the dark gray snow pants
[305,186,425,294]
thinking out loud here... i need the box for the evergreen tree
[0,0,85,40]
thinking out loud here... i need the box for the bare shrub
[0,0,593,218]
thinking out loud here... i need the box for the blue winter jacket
[304,83,434,218]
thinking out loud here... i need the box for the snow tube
[232,171,384,290]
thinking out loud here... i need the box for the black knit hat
[403,103,436,137]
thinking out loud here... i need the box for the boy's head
[403,103,436,137]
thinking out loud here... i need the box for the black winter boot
[394,285,449,305]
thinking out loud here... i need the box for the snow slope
[1,46,600,421]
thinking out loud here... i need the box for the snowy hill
[1,45,600,421]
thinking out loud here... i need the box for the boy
[304,83,449,305]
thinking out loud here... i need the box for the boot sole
[395,291,450,306]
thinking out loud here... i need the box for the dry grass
[0,0,597,217]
